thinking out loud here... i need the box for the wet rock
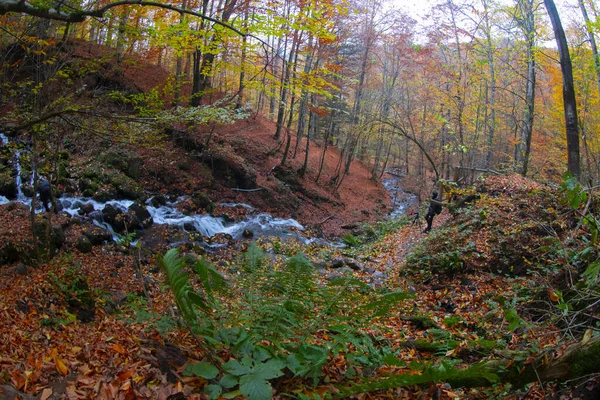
[102,204,126,232]
[242,229,254,238]
[128,203,153,229]
[79,202,95,215]
[21,185,34,197]
[346,260,363,271]
[87,210,103,223]
[330,257,346,269]
[150,195,167,208]
[83,226,113,245]
[183,222,197,232]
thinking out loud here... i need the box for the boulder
[150,195,167,208]
[76,236,93,253]
[102,204,126,232]
[83,226,113,245]
[128,203,153,229]
[330,257,346,269]
[79,202,95,215]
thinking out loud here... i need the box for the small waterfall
[0,133,31,204]
[0,133,332,246]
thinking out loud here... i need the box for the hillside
[1,169,600,399]
[2,40,600,400]
[0,39,392,240]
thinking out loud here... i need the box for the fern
[243,242,265,273]
[190,255,227,303]
[161,248,219,331]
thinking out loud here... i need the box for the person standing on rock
[423,191,442,233]
[38,177,52,212]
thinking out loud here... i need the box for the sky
[388,0,588,45]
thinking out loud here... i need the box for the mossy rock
[192,192,214,213]
[99,149,143,180]
[92,185,117,202]
[0,167,17,199]
[108,172,143,200]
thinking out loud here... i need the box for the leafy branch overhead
[0,0,246,35]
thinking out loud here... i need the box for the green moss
[571,341,600,377]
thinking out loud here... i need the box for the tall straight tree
[514,0,537,177]
[544,0,581,179]
[578,0,600,97]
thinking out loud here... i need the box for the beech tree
[544,0,581,179]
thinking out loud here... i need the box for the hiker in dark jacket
[38,178,51,212]
[423,191,442,233]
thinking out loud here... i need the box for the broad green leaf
[204,384,222,399]
[184,362,219,379]
[222,390,243,399]
[219,373,239,389]
[250,359,285,380]
[239,375,272,400]
[223,359,251,376]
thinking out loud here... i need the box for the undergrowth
[161,243,426,399]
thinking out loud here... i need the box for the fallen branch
[316,215,335,225]
[455,165,502,175]
[231,188,264,192]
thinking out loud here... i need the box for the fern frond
[243,242,265,273]
[161,248,206,328]
[192,256,227,302]
[359,291,415,317]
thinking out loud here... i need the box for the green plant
[115,231,137,247]
[160,248,226,335]
[341,234,362,247]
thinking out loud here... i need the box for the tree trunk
[516,0,537,177]
[579,0,600,97]
[544,0,581,179]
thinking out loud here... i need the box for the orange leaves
[112,343,127,356]
[50,348,68,376]
[547,288,560,303]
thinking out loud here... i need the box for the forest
[1,0,600,398]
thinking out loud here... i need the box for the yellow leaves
[581,329,593,346]
[55,357,68,376]
[50,348,68,376]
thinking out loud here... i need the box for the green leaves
[161,248,226,334]
[560,172,587,209]
[218,357,285,400]
[184,362,219,379]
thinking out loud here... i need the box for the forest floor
[2,174,599,399]
[1,42,599,399]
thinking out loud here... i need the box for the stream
[1,134,414,246]
[383,175,418,219]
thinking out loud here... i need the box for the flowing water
[2,133,412,245]
[0,133,312,243]
[383,175,417,218]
